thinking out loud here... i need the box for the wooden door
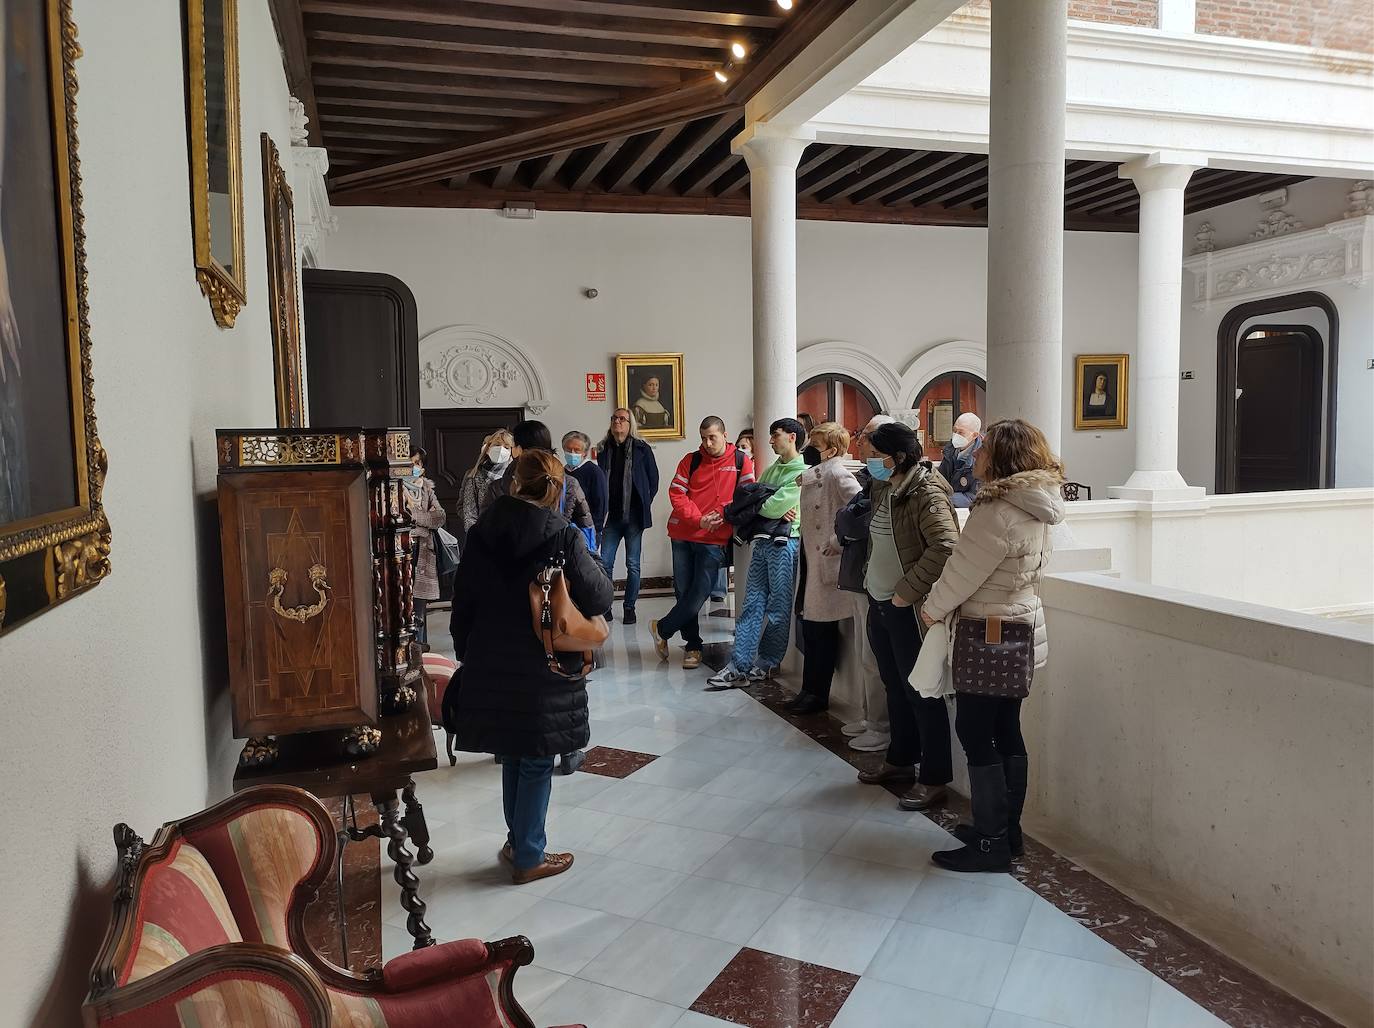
[1235,329,1323,492]
[302,270,420,444]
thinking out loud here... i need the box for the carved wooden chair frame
[83,784,538,1028]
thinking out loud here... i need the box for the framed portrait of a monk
[616,353,685,442]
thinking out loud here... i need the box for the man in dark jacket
[939,412,983,508]
[449,458,612,884]
[596,409,660,625]
[562,430,608,545]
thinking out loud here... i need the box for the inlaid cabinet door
[218,469,377,737]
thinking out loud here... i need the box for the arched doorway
[912,372,986,462]
[797,374,880,456]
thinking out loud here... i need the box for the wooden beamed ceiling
[270,1,1310,229]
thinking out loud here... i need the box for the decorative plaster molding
[899,340,987,407]
[1346,180,1374,219]
[1191,221,1216,255]
[417,325,550,415]
[797,341,903,413]
[1183,215,1372,310]
[288,97,338,268]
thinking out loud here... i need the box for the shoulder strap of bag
[688,448,745,477]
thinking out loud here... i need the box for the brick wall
[960,0,1159,28]
[1195,0,1373,52]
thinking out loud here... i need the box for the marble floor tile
[627,753,730,790]
[611,819,734,873]
[580,745,659,778]
[418,876,542,943]
[641,707,727,735]
[696,837,825,894]
[642,875,787,944]
[747,896,896,975]
[699,765,800,805]
[985,1012,1065,1028]
[867,921,1017,1008]
[494,898,634,976]
[580,921,742,1008]
[545,805,650,855]
[831,977,993,1028]
[663,733,761,767]
[690,947,860,1028]
[585,718,631,747]
[830,818,950,872]
[548,769,616,807]
[776,772,883,818]
[413,826,508,880]
[510,963,570,1017]
[793,853,924,918]
[656,790,767,835]
[611,725,702,755]
[1017,895,1143,970]
[672,1011,740,1028]
[580,778,694,819]
[700,714,797,746]
[1146,977,1230,1028]
[730,740,833,778]
[531,976,685,1028]
[543,853,688,919]
[994,947,1153,1028]
[737,806,857,853]
[901,874,1036,944]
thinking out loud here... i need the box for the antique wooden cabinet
[216,427,420,764]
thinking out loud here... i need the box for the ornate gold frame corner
[615,352,686,442]
[0,0,113,637]
[185,0,246,328]
[1073,353,1130,431]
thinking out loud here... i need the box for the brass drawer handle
[268,564,331,623]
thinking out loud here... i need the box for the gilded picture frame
[0,0,112,637]
[261,133,304,428]
[1074,353,1130,431]
[616,353,685,442]
[185,0,246,328]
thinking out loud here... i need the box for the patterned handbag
[951,526,1049,699]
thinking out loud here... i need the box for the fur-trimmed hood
[971,469,1065,525]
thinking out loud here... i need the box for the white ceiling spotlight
[777,0,794,10]
[731,41,748,60]
[714,68,729,83]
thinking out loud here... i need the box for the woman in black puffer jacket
[449,450,613,884]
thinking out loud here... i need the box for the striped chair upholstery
[421,652,460,766]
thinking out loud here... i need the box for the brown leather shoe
[512,852,574,884]
[498,843,514,866]
[857,762,916,786]
[898,784,948,811]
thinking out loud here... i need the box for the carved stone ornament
[1250,208,1304,241]
[1346,180,1374,220]
[1191,221,1216,255]
[1183,215,1372,310]
[288,96,337,268]
[417,325,550,415]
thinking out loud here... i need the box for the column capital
[733,123,814,170]
[1119,152,1203,193]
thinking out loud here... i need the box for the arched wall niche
[797,339,989,415]
[900,340,988,405]
[417,325,550,415]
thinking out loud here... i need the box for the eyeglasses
[610,416,630,423]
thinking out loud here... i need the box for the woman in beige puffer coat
[919,419,1065,874]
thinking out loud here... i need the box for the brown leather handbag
[529,553,609,679]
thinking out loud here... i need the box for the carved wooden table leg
[401,777,433,866]
[372,791,434,949]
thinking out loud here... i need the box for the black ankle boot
[787,693,828,715]
[1004,754,1028,858]
[933,763,1011,873]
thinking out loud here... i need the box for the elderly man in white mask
[939,412,983,508]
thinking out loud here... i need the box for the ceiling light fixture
[777,0,794,10]
[715,69,729,83]
[731,41,747,59]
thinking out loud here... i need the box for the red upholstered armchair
[83,784,581,1028]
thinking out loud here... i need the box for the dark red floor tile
[579,745,658,778]
[690,947,859,1028]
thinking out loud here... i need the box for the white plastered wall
[0,2,291,1023]
[324,208,1140,578]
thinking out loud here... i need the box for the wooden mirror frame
[261,133,305,427]
[185,0,246,328]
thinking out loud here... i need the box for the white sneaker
[746,666,775,682]
[706,666,749,690]
[849,730,890,752]
[841,720,868,737]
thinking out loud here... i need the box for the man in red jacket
[650,416,755,669]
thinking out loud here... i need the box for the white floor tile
[1017,896,1143,970]
[777,772,883,818]
[627,754,729,790]
[986,1013,1067,1028]
[531,976,685,1028]
[700,715,796,745]
[747,896,896,975]
[832,978,993,1028]
[698,765,800,805]
[548,771,616,808]
[695,836,825,894]
[494,898,633,976]
[421,877,541,942]
[1146,978,1230,1028]
[586,719,630,747]
[901,874,1036,944]
[793,853,924,917]
[672,1012,739,1028]
[737,806,857,852]
[612,820,734,873]
[381,922,412,963]
[994,947,1153,1028]
[414,827,508,880]
[543,854,688,918]
[642,875,787,944]
[656,791,766,835]
[510,963,570,1017]
[612,725,701,755]
[545,805,650,855]
[831,818,950,871]
[580,779,694,819]
[580,921,741,1007]
[662,732,760,766]
[640,707,726,735]
[730,740,832,777]
[867,921,1017,1008]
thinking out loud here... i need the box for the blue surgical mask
[410,466,423,478]
[866,457,894,482]
[564,452,583,468]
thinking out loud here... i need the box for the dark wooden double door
[1235,328,1323,493]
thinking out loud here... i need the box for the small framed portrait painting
[1074,354,1129,431]
[616,353,685,441]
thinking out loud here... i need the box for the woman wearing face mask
[854,422,961,812]
[460,430,514,539]
[562,430,609,549]
[789,422,862,714]
[403,447,447,649]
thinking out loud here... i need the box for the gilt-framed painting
[1074,353,1129,431]
[0,0,111,637]
[261,132,304,428]
[616,353,685,442]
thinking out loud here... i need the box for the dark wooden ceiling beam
[1179,171,1267,208]
[641,113,738,194]
[312,65,622,104]
[820,149,928,203]
[890,155,986,206]
[532,150,574,189]
[1064,176,1138,211]
[567,139,622,190]
[460,0,785,30]
[796,144,846,179]
[323,126,462,144]
[315,86,560,118]
[317,106,500,132]
[267,0,323,146]
[799,147,882,198]
[304,15,721,70]
[301,0,756,49]
[603,124,683,192]
[1184,174,1310,214]
[491,162,522,190]
[681,147,744,196]
[714,159,751,197]
[867,152,969,205]
[1062,165,1125,203]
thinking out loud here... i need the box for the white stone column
[985,0,1067,453]
[1110,153,1205,500]
[736,125,813,470]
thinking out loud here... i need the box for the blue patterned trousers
[730,538,800,672]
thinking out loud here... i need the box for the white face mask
[488,445,511,465]
[950,433,970,450]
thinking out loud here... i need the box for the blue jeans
[500,756,555,871]
[657,540,725,650]
[731,539,800,671]
[600,520,644,610]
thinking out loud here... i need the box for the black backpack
[689,448,746,477]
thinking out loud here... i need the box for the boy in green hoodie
[706,418,807,688]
